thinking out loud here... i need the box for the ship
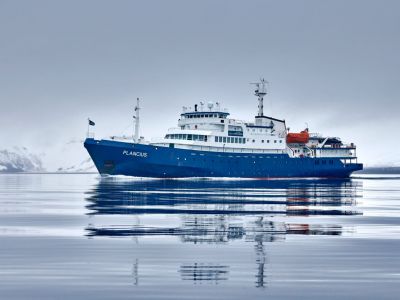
[84,79,362,178]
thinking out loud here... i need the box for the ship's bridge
[180,111,229,119]
[178,102,231,132]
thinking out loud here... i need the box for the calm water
[0,174,399,299]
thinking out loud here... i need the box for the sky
[0,0,399,168]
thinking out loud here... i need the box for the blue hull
[84,138,363,178]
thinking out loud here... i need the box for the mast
[252,78,268,117]
[134,98,140,142]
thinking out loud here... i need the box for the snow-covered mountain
[56,157,96,173]
[0,138,96,173]
[0,147,44,172]
[46,138,96,172]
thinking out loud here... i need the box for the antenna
[200,101,204,111]
[250,78,268,117]
[133,98,140,142]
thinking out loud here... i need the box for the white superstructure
[147,79,357,160]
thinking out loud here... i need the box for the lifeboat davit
[286,129,309,144]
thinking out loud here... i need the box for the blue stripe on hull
[84,138,363,178]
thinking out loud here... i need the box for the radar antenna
[251,78,268,117]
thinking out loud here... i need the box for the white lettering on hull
[122,150,148,158]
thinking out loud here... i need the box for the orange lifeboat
[286,129,309,144]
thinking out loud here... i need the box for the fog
[1,0,399,168]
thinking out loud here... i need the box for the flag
[88,119,95,126]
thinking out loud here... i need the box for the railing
[150,140,287,154]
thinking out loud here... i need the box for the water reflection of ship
[179,263,229,284]
[86,178,360,217]
[85,178,361,287]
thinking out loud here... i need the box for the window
[218,136,222,142]
[262,140,264,143]
[274,140,277,143]
[235,137,238,143]
[252,139,255,143]
[279,140,282,143]
[223,137,227,143]
[187,134,192,140]
[215,136,218,142]
[267,140,270,143]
